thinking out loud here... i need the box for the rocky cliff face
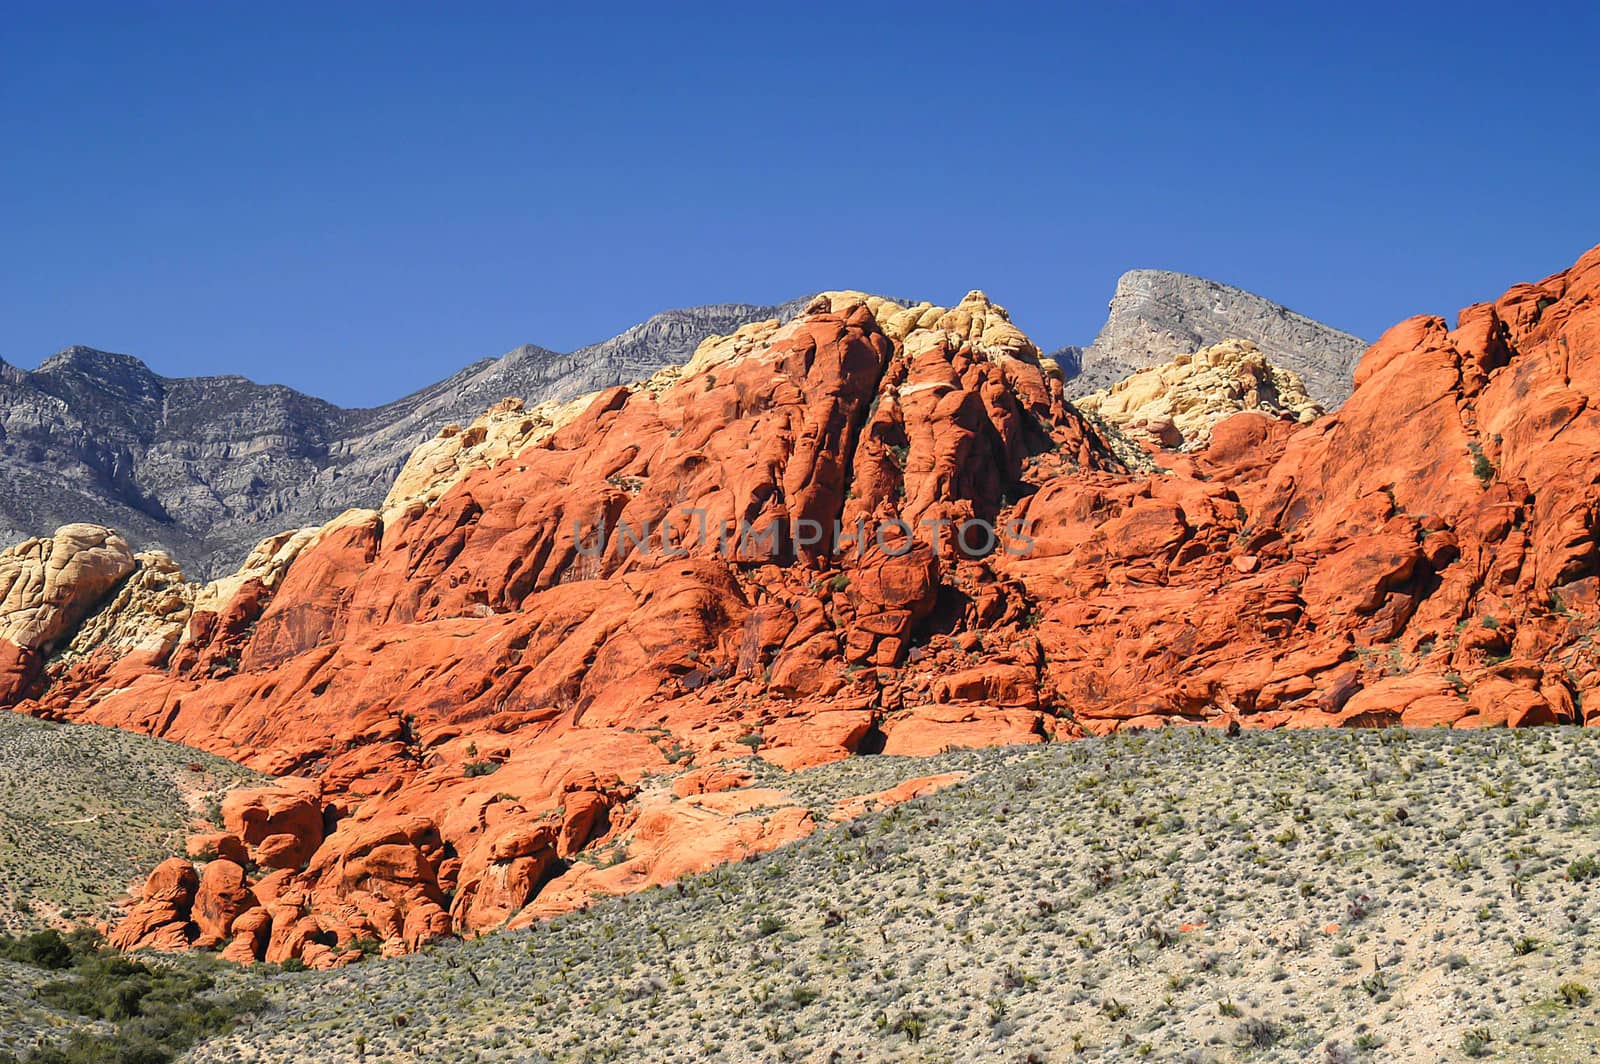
[2,289,1107,964]
[0,348,348,577]
[4,246,1598,967]
[0,301,812,579]
[1073,339,1321,450]
[1060,269,1368,406]
[1,277,1362,580]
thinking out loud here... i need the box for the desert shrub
[0,928,263,1064]
[1559,982,1592,1006]
[1468,442,1494,485]
[1235,1017,1283,1048]
[0,927,81,969]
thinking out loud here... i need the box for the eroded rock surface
[1060,269,1367,406]
[0,524,135,702]
[1,281,1362,578]
[0,302,813,578]
[1074,339,1321,449]
[7,246,1600,965]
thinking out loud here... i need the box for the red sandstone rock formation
[5,251,1600,965]
[1004,244,1600,734]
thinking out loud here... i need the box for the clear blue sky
[3,2,1597,408]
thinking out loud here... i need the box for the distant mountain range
[0,277,1360,577]
[0,300,812,576]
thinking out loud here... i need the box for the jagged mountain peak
[0,301,820,577]
[35,345,162,381]
[1064,269,1368,407]
[0,279,1363,578]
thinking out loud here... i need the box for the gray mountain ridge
[0,299,814,578]
[0,277,1363,578]
[1053,269,1368,405]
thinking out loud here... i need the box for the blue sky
[3,2,1597,408]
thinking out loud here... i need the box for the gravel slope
[0,713,262,935]
[163,727,1600,1063]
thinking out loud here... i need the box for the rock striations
[4,245,1598,969]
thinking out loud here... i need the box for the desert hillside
[0,246,1593,972]
[5,728,1600,1062]
[0,714,259,935]
[195,728,1600,1062]
[7,8,1597,1064]
[0,245,1595,978]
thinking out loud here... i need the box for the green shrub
[0,928,263,1064]
[0,928,77,969]
[347,935,382,958]
[1468,441,1494,485]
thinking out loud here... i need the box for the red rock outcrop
[109,857,199,952]
[1001,244,1600,736]
[7,253,1600,965]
